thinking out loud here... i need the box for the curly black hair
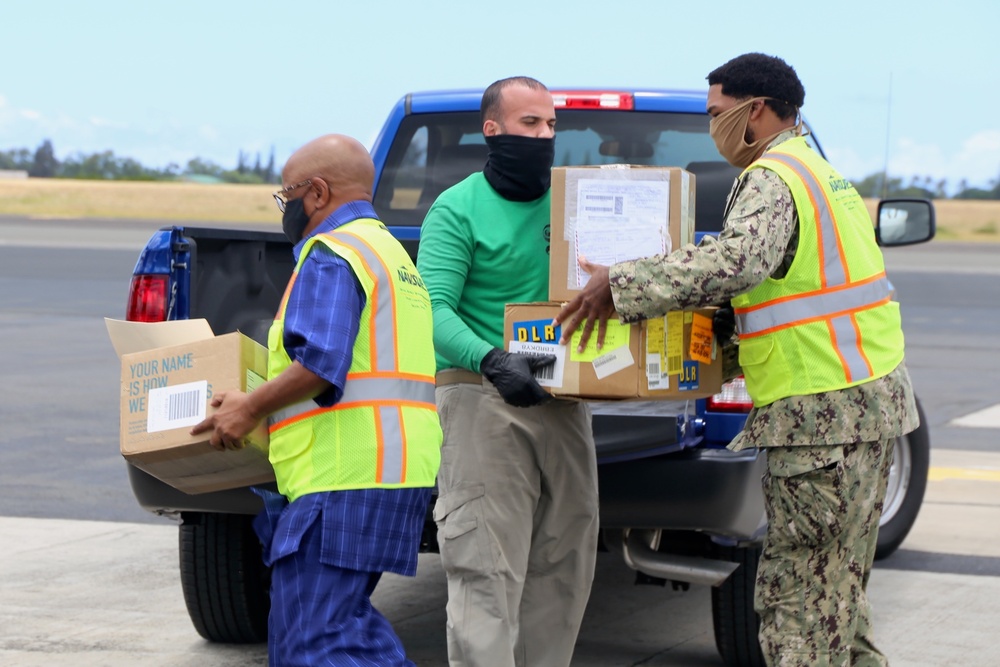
[707,53,805,121]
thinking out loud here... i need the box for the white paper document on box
[574,178,671,285]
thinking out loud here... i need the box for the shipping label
[509,318,565,387]
[147,380,208,433]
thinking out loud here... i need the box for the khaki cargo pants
[756,439,895,667]
[433,373,599,667]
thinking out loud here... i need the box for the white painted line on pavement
[950,403,1000,429]
[929,467,1000,482]
[0,238,146,250]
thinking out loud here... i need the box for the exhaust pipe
[622,530,739,588]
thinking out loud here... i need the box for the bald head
[280,134,375,237]
[283,134,374,200]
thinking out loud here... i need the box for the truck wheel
[875,397,930,560]
[710,544,765,667]
[179,512,270,643]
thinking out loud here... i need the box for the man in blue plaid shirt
[193,134,442,666]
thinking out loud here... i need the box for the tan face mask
[709,97,795,169]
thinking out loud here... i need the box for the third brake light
[551,91,634,110]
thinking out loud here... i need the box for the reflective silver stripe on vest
[760,152,847,287]
[829,314,871,383]
[268,398,317,428]
[267,378,435,427]
[379,406,404,484]
[329,231,398,373]
[341,377,435,405]
[735,275,891,335]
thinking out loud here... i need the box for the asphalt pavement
[4,446,999,666]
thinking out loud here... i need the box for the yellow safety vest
[266,218,441,502]
[732,137,905,407]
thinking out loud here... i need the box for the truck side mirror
[876,198,935,247]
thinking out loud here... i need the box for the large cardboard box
[503,303,722,401]
[549,165,696,302]
[106,318,274,495]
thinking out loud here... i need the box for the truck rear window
[373,110,743,233]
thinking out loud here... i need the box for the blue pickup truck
[124,87,933,666]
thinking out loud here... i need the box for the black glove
[712,307,736,345]
[479,348,555,408]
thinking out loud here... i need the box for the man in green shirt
[417,76,599,667]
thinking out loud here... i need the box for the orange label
[689,312,714,364]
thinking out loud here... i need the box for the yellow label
[666,311,684,376]
[571,320,631,362]
[246,369,265,393]
[689,312,714,364]
[646,317,665,358]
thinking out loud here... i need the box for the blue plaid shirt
[256,201,430,576]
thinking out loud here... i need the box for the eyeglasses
[273,179,313,212]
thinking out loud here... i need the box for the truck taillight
[126,274,168,322]
[706,377,754,413]
[552,91,634,110]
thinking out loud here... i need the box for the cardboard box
[503,303,722,401]
[549,165,696,302]
[106,318,273,495]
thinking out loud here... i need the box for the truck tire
[875,397,930,560]
[710,543,765,667]
[179,512,270,643]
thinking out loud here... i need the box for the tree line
[2,139,998,200]
[0,139,281,184]
[852,172,1000,201]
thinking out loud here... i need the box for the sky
[2,1,998,193]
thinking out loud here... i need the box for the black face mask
[281,197,311,244]
[483,134,555,202]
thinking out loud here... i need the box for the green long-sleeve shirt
[416,173,551,373]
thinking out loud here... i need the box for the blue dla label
[512,319,561,346]
[677,360,700,391]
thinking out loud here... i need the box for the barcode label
[508,341,565,388]
[646,352,669,390]
[666,312,684,376]
[580,194,624,215]
[147,380,208,433]
[592,347,634,380]
[666,351,683,376]
[534,363,555,381]
[169,389,201,420]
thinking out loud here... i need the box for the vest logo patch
[397,265,425,289]
[829,178,854,193]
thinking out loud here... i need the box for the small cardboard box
[503,303,722,401]
[549,165,696,302]
[106,318,274,495]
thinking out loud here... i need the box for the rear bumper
[598,447,767,541]
[128,411,765,542]
[127,464,267,518]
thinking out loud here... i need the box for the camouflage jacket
[608,130,919,449]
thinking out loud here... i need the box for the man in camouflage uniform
[555,53,918,666]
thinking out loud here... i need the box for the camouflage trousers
[756,438,895,667]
